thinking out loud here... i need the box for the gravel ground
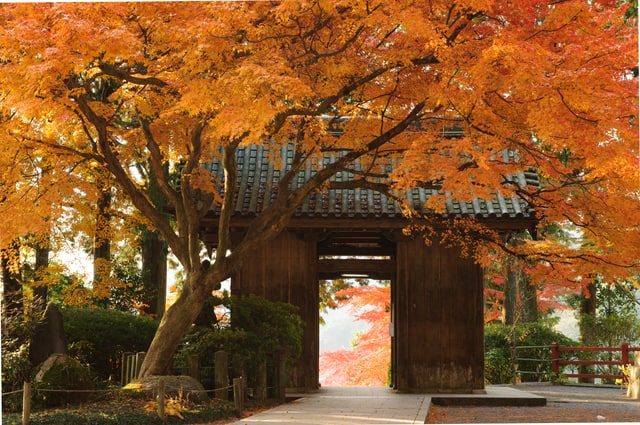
[426,384,640,423]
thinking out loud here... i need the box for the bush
[229,294,305,363]
[61,306,158,382]
[33,354,94,407]
[1,340,32,412]
[174,294,304,391]
[485,322,577,384]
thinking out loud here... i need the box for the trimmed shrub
[174,295,304,391]
[61,306,158,382]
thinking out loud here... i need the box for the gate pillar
[394,237,485,393]
[232,231,319,391]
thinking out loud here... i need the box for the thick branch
[98,63,168,87]
[75,94,185,263]
[236,102,426,257]
[140,120,182,209]
[217,143,238,259]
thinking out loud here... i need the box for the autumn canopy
[0,1,637,375]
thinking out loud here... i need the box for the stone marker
[29,303,68,366]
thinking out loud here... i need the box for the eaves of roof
[205,145,538,221]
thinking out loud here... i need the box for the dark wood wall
[232,228,485,393]
[231,231,319,391]
[395,236,484,392]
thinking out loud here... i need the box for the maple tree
[0,1,637,377]
[320,283,391,386]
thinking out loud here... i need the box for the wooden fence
[551,342,640,382]
[513,342,640,384]
[121,350,287,401]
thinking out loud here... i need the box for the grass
[1,392,239,425]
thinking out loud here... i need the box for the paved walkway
[230,386,545,425]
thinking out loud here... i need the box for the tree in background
[1,1,637,376]
[320,283,390,386]
[577,279,640,348]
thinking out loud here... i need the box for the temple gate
[203,146,537,393]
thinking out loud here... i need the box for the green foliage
[91,247,154,313]
[624,0,638,22]
[174,294,304,390]
[173,327,250,389]
[2,393,237,425]
[230,294,304,362]
[484,347,514,385]
[577,287,640,382]
[1,341,32,412]
[1,297,44,411]
[580,313,640,348]
[61,306,158,381]
[484,322,576,384]
[33,355,94,407]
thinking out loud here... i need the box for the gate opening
[319,276,391,386]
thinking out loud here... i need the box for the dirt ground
[426,384,640,423]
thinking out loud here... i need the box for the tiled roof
[205,145,538,220]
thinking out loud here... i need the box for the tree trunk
[33,244,50,303]
[578,281,597,383]
[93,181,112,288]
[140,229,167,319]
[138,282,208,377]
[519,271,538,323]
[1,240,23,318]
[504,258,518,325]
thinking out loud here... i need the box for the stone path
[229,385,545,425]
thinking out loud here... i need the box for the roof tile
[206,145,538,219]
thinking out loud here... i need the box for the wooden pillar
[231,231,319,391]
[214,351,229,400]
[395,236,484,393]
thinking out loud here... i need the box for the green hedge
[62,306,158,382]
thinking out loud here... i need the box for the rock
[124,375,209,403]
[34,353,93,406]
[29,303,68,366]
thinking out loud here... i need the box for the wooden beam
[317,258,395,280]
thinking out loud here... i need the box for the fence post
[512,346,518,385]
[256,359,267,401]
[188,354,200,382]
[551,342,559,375]
[157,377,165,422]
[233,377,244,413]
[135,352,146,380]
[621,342,630,366]
[121,352,132,386]
[274,351,287,402]
[22,381,31,425]
[214,350,229,400]
[127,354,134,384]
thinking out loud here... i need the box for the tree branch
[98,63,168,87]
[74,94,185,264]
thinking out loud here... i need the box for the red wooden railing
[551,342,640,382]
